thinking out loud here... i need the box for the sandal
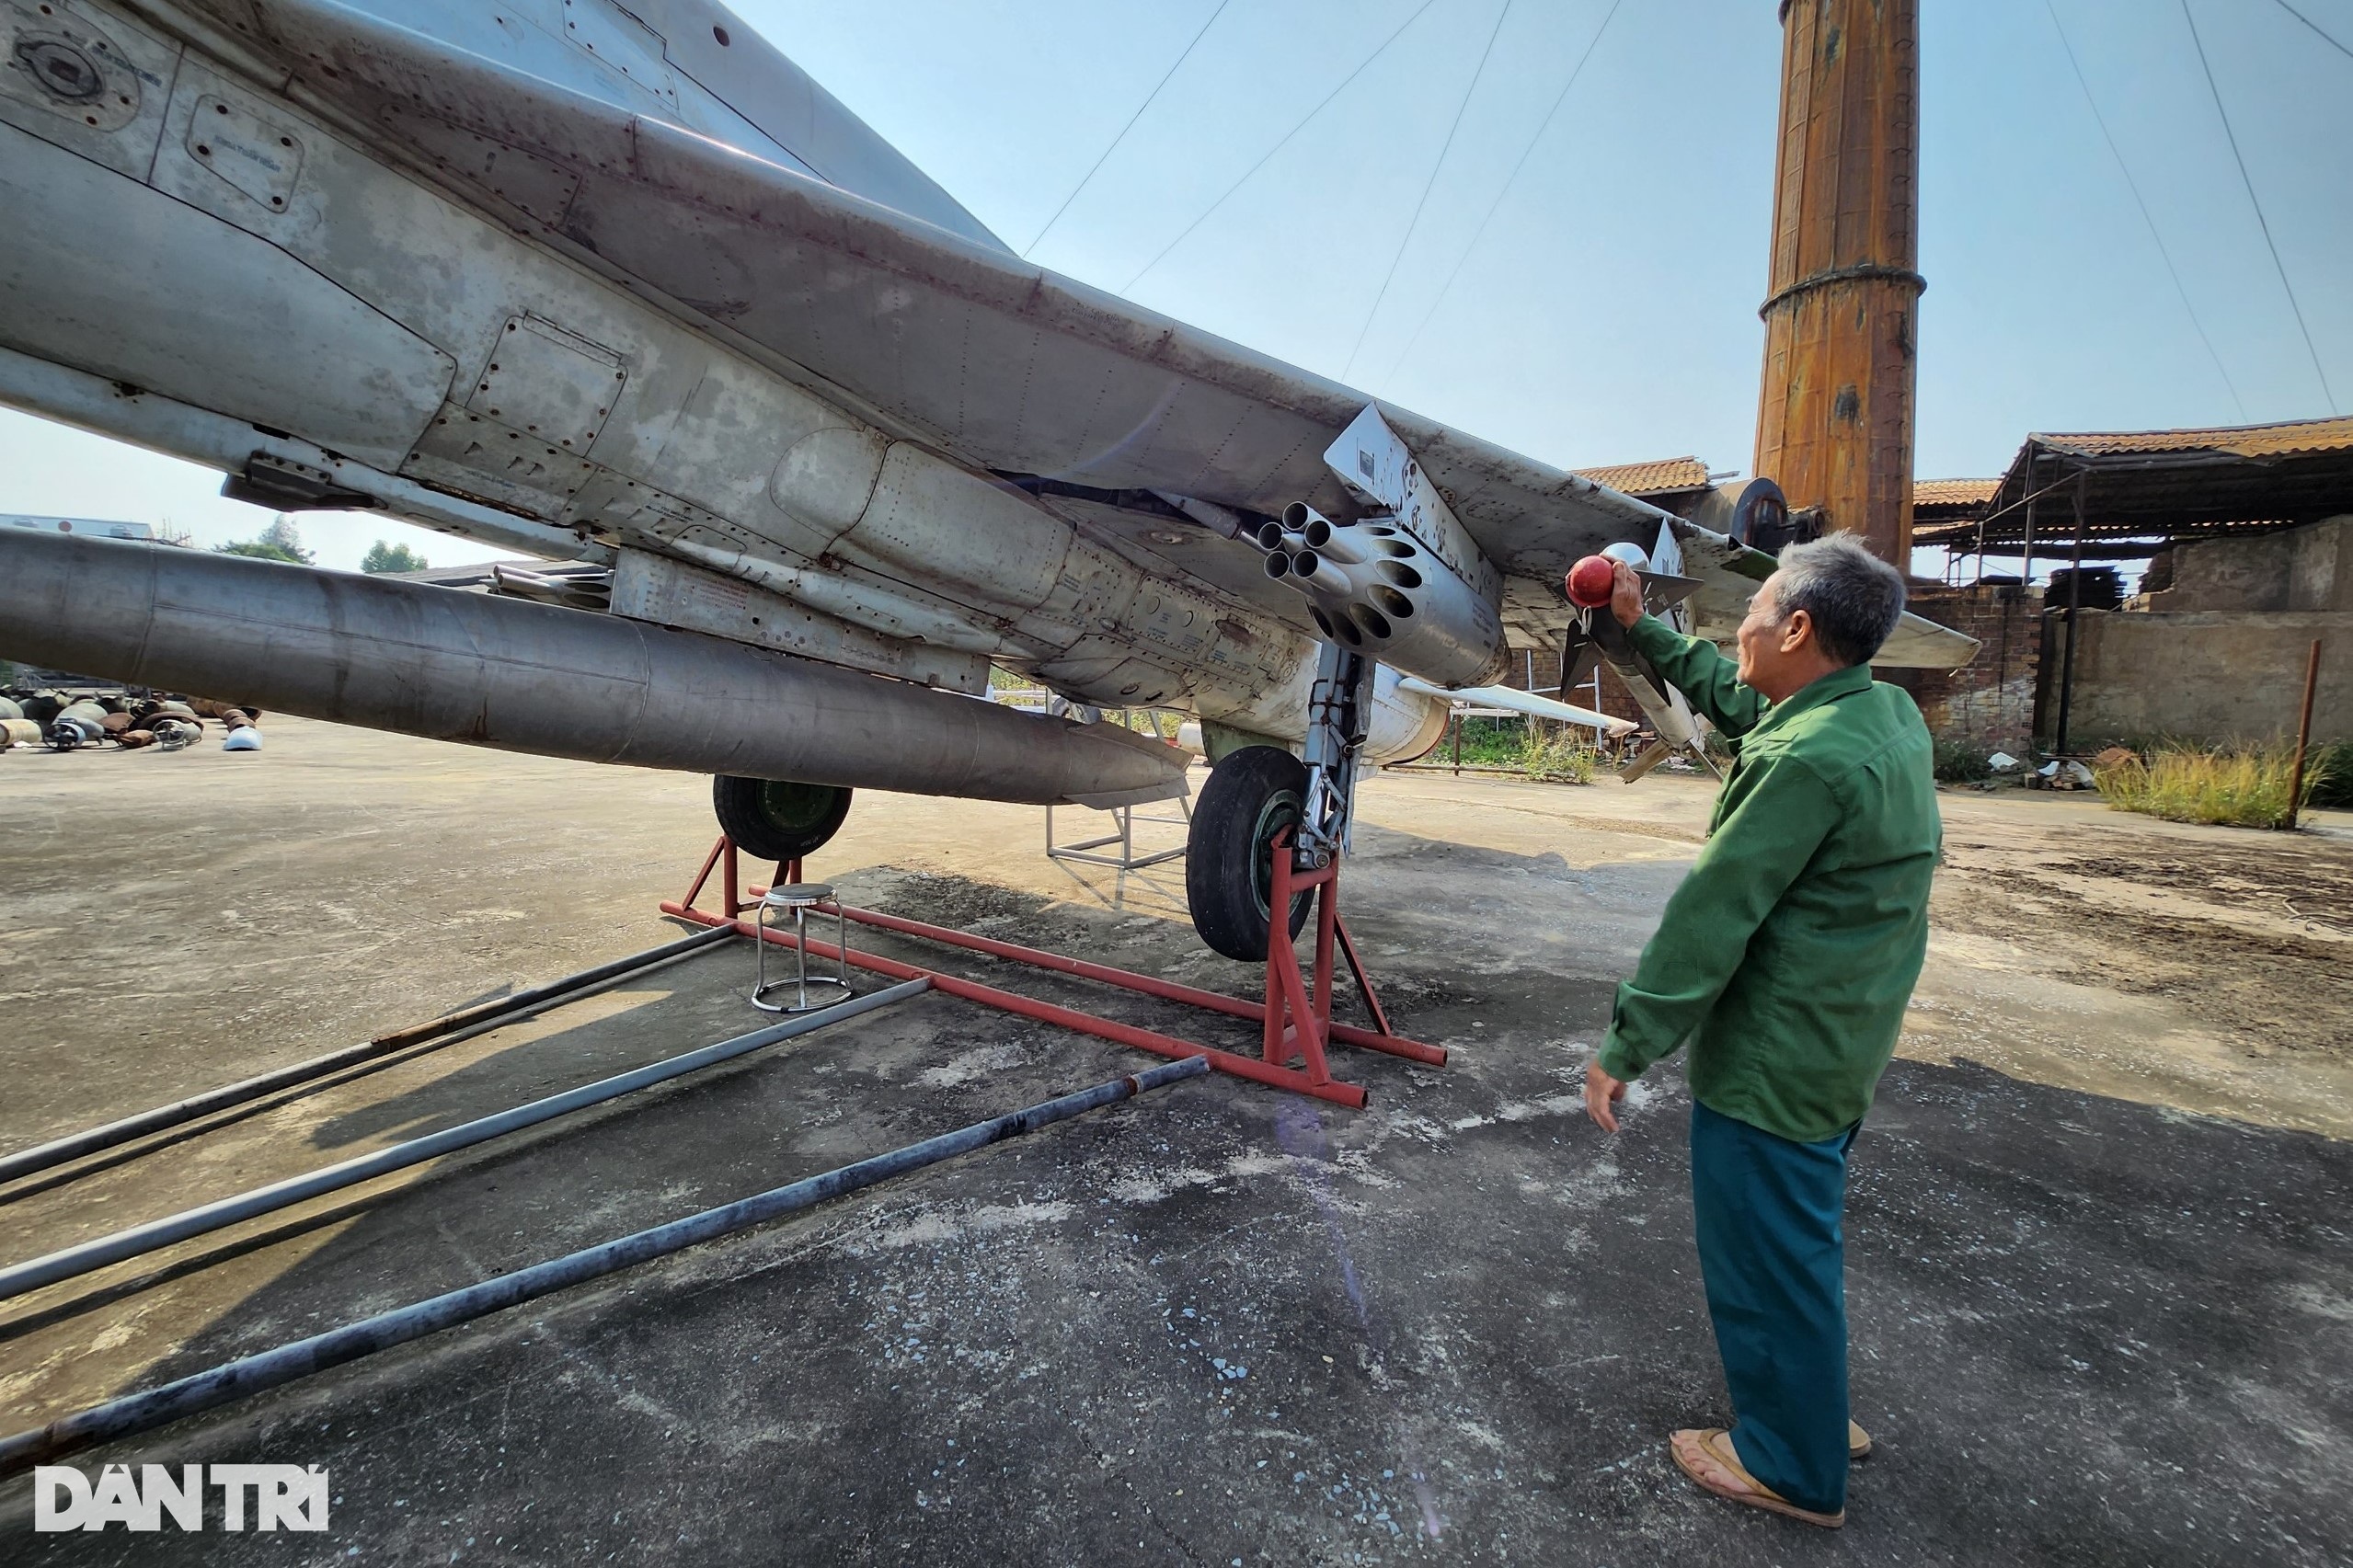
[1670,1427,1845,1528]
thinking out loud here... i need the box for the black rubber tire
[1186,745,1315,961]
[711,776,854,864]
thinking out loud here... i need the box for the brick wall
[2038,609,2347,749]
[1505,589,2044,755]
[1498,646,1647,724]
[1877,583,2042,756]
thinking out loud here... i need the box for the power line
[1021,0,1234,258]
[2044,0,2244,418]
[1120,0,1448,295]
[2180,0,2338,413]
[2270,0,2353,63]
[1379,0,1625,386]
[1338,0,1516,383]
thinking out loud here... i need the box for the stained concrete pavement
[2,719,2347,1563]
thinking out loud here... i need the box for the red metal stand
[660,836,1443,1109]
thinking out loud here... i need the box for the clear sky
[0,0,2344,575]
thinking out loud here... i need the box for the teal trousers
[1690,1099,1858,1516]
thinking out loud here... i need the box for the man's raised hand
[1610,559,1645,628]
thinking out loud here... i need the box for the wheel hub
[1246,789,1303,920]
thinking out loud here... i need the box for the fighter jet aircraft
[0,0,1975,959]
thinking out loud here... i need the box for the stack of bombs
[0,692,263,753]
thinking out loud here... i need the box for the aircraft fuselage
[0,0,1452,764]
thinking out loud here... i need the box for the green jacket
[1596,615,1942,1143]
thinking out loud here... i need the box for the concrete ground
[1,718,2348,1565]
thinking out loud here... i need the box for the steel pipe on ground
[0,1056,1209,1474]
[0,979,933,1303]
[0,926,738,1190]
[0,531,1186,807]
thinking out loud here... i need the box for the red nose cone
[1567,555,1616,609]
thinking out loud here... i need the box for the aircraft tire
[1186,745,1314,961]
[712,775,854,864]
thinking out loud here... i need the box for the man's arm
[1624,617,1768,738]
[1605,557,1768,738]
[1595,750,1839,1084]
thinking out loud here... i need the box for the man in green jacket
[1583,534,1940,1529]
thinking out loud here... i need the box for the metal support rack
[660,836,1445,1110]
[1044,795,1191,871]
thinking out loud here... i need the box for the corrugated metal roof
[2030,416,2353,462]
[1916,414,2353,555]
[1572,457,1712,497]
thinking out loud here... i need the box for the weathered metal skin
[0,531,1189,807]
[0,0,1331,727]
[1753,0,1923,560]
[1363,668,1453,764]
[1268,509,1509,690]
[0,0,1945,806]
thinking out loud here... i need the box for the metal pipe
[1301,517,1370,567]
[0,979,933,1302]
[0,1055,1209,1475]
[0,927,739,1189]
[2286,638,2323,832]
[2054,468,2088,755]
[1290,551,1354,599]
[0,531,1188,808]
[1150,491,1247,541]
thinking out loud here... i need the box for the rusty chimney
[1752,0,1923,565]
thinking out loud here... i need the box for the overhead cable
[1121,0,1447,294]
[1338,0,1518,383]
[2180,0,2338,413]
[1379,0,1626,385]
[2269,0,2353,63]
[1021,0,1234,258]
[2044,0,2244,418]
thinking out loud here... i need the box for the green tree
[214,515,314,565]
[361,540,430,574]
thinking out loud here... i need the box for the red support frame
[660,835,1443,1108]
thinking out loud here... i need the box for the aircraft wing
[243,3,1670,624]
[212,3,1976,676]
[1666,518,1980,670]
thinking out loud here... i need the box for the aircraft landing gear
[711,775,853,864]
[1185,645,1374,960]
[1186,746,1315,961]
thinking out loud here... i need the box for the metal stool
[752,883,854,1013]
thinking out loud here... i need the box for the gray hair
[1769,535,1907,667]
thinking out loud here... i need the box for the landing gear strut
[1186,645,1375,960]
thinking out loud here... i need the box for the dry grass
[2093,744,2327,830]
[1517,727,1598,785]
